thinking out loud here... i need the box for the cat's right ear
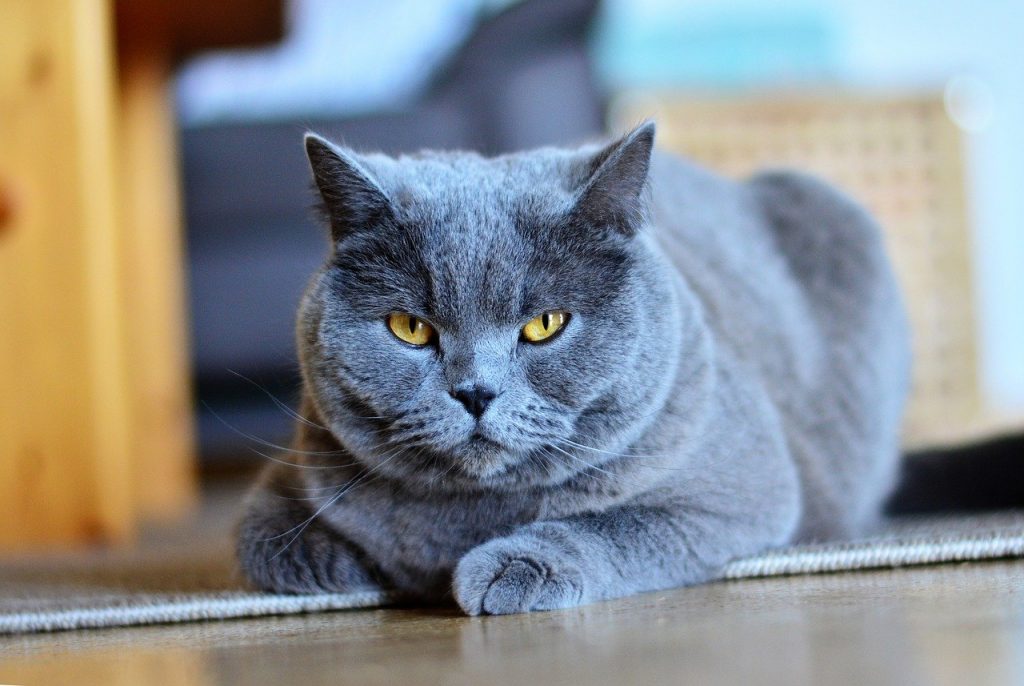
[304,133,394,241]
[569,121,656,237]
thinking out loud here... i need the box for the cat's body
[237,124,910,614]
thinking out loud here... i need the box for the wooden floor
[1,559,1022,686]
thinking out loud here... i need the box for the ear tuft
[304,133,393,241]
[571,121,656,236]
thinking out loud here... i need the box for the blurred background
[2,0,1022,550]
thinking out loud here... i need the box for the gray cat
[236,122,910,614]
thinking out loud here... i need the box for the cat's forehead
[351,152,583,323]
[326,140,638,328]
[400,165,539,323]
[369,150,577,255]
[369,149,580,209]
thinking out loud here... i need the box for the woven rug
[1,510,1022,635]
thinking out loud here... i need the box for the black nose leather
[451,384,497,419]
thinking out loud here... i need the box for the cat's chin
[451,433,515,480]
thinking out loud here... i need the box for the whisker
[556,437,670,461]
[261,475,364,543]
[201,401,350,456]
[274,443,409,499]
[547,444,622,478]
[264,451,401,557]
[553,439,688,472]
[225,369,331,431]
[536,446,595,484]
[432,451,462,486]
[546,444,656,489]
[246,446,355,471]
[265,478,364,552]
[524,448,558,480]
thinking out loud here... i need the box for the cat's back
[646,152,825,387]
[647,150,910,538]
[647,150,906,383]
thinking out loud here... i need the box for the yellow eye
[521,310,568,343]
[387,313,435,346]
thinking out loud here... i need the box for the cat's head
[297,123,683,490]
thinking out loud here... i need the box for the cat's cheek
[522,344,617,409]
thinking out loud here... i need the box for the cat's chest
[312,477,543,593]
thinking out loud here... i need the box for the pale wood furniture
[1,0,134,550]
[112,0,283,519]
[0,0,282,550]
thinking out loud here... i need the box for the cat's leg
[236,466,380,594]
[453,492,799,615]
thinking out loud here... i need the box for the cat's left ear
[305,133,394,241]
[570,121,656,236]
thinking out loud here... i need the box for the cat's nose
[451,383,498,419]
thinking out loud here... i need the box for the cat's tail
[884,431,1024,514]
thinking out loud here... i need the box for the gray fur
[236,122,910,614]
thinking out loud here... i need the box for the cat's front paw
[238,516,378,595]
[453,529,585,615]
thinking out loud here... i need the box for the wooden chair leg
[0,0,135,549]
[116,45,197,521]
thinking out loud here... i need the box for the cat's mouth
[448,430,514,479]
[468,429,501,446]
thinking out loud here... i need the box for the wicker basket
[611,91,1010,449]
